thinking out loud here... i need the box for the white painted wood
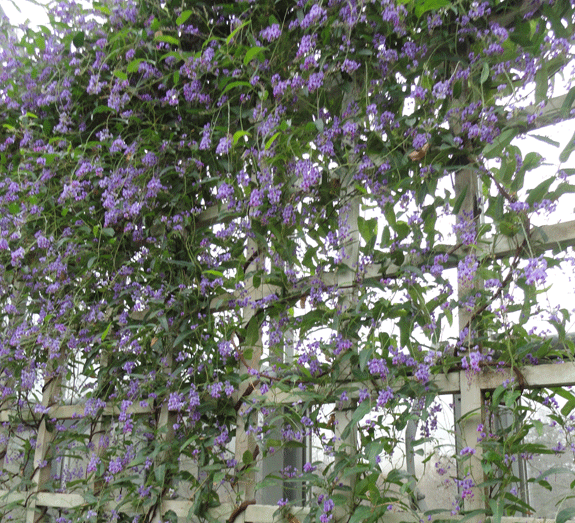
[478,362,575,390]
[151,352,177,523]
[26,359,65,523]
[454,166,486,517]
[235,237,264,503]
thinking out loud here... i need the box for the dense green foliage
[0,0,574,521]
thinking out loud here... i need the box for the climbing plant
[0,0,574,521]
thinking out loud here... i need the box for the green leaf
[483,129,516,160]
[233,130,251,144]
[359,345,372,371]
[489,498,504,523]
[414,0,451,17]
[94,4,111,15]
[243,46,265,66]
[357,216,377,243]
[127,59,143,73]
[72,31,84,48]
[341,400,371,440]
[101,322,112,342]
[154,34,180,46]
[176,10,192,25]
[265,131,281,150]
[530,134,559,147]
[480,62,489,84]
[452,186,468,215]
[535,61,548,104]
[226,19,250,44]
[350,505,373,523]
[560,87,575,119]
[526,177,554,205]
[559,131,575,163]
[245,317,260,347]
[113,70,128,81]
[242,450,252,465]
[222,80,251,95]
[557,508,575,523]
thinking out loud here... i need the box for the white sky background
[1,0,49,26]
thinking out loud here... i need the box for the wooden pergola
[0,4,574,512]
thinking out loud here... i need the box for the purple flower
[21,366,36,390]
[165,88,178,105]
[460,446,476,456]
[142,151,158,167]
[458,254,478,289]
[453,211,476,245]
[432,80,451,100]
[87,454,101,473]
[87,74,105,95]
[358,388,370,403]
[214,426,229,446]
[110,136,127,153]
[199,123,211,150]
[210,382,223,398]
[216,136,232,155]
[300,4,327,29]
[412,133,428,150]
[523,256,547,285]
[485,278,501,288]
[303,462,316,473]
[377,387,394,408]
[415,363,430,383]
[342,59,361,73]
[224,381,234,396]
[260,24,281,42]
[368,358,389,379]
[168,392,185,411]
[296,35,317,59]
[307,72,324,92]
[295,159,321,190]
[11,247,25,266]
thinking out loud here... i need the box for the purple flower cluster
[523,256,547,286]
[260,24,281,42]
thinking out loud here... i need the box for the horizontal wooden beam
[520,92,574,130]
[478,362,575,390]
[1,360,572,422]
[0,491,556,523]
[488,220,575,258]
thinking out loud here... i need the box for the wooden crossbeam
[0,491,560,523]
[2,361,574,423]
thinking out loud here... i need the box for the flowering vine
[0,0,574,522]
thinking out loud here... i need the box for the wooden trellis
[0,80,574,523]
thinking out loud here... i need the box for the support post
[234,238,263,503]
[26,359,64,523]
[454,167,485,516]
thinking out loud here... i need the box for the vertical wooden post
[333,191,360,521]
[234,238,263,503]
[91,352,109,502]
[26,360,64,523]
[152,348,176,523]
[454,168,485,515]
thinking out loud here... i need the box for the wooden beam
[478,362,575,390]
